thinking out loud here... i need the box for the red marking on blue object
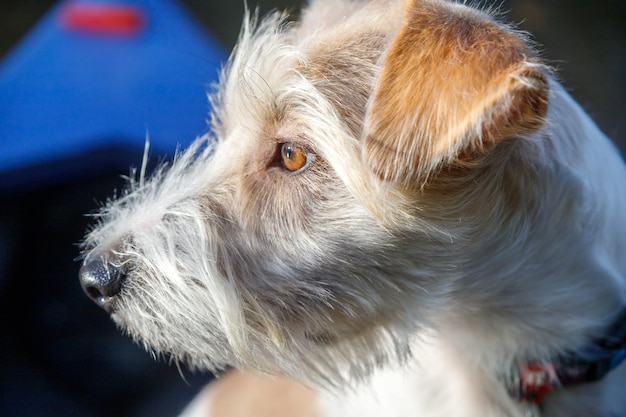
[58,2,145,35]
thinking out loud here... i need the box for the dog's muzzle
[79,252,125,313]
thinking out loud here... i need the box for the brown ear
[363,0,549,185]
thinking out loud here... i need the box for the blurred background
[0,0,624,416]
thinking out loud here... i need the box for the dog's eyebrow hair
[238,64,277,106]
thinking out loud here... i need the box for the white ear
[363,0,549,186]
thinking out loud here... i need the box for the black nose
[79,254,125,313]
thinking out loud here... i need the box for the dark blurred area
[0,1,624,416]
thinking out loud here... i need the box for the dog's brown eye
[281,143,309,173]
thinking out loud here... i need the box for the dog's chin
[110,313,228,374]
[109,291,412,386]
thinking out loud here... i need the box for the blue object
[0,0,227,193]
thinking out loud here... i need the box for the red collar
[504,310,626,405]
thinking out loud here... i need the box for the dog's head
[80,0,549,384]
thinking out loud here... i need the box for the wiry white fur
[82,1,626,416]
[84,11,443,383]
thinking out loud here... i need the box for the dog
[79,0,626,416]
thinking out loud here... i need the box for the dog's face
[81,0,549,384]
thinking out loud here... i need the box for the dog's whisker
[174,357,191,386]
[140,134,150,190]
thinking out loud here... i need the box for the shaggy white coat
[83,0,626,416]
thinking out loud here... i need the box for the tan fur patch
[363,0,549,186]
[304,34,387,137]
[210,370,318,417]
